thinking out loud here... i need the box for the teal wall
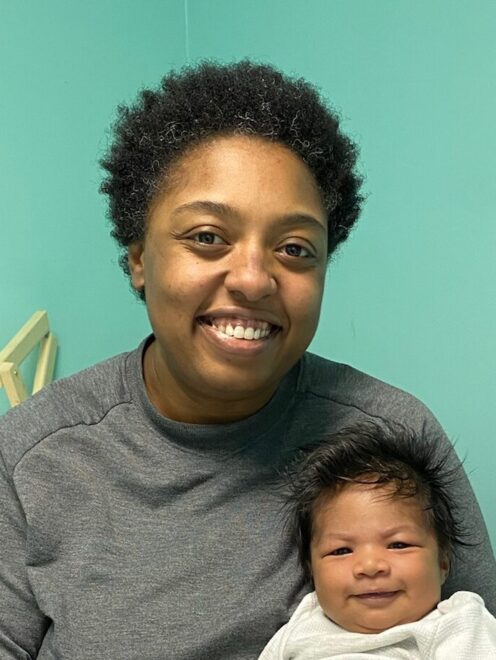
[0,0,186,405]
[1,1,495,546]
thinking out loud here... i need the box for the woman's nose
[224,246,277,302]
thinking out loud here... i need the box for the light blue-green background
[1,1,495,547]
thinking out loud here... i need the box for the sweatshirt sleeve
[0,450,47,659]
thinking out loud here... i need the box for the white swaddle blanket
[258,591,496,659]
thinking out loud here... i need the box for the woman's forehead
[152,134,326,223]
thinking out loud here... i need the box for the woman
[0,61,494,660]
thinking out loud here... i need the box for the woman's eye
[280,243,313,258]
[191,231,226,246]
[329,547,352,556]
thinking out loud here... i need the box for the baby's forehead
[311,481,432,533]
[317,479,426,505]
[314,475,424,506]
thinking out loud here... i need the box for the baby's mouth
[197,316,281,341]
[354,591,399,600]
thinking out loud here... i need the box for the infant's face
[310,483,449,633]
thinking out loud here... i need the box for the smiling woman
[129,136,328,422]
[0,61,494,660]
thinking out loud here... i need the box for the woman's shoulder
[0,343,141,472]
[297,352,442,435]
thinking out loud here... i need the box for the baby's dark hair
[285,420,468,579]
[100,60,363,296]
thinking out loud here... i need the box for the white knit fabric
[259,591,496,659]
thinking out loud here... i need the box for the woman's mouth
[197,316,280,341]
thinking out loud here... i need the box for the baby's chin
[326,605,438,635]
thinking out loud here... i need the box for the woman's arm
[423,415,496,614]
[0,450,47,659]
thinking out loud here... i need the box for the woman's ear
[128,241,145,291]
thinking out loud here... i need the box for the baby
[259,421,496,659]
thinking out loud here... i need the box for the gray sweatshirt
[1,338,494,659]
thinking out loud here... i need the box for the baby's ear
[439,553,450,585]
[306,560,314,585]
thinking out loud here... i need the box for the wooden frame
[0,311,58,408]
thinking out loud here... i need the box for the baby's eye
[280,243,313,258]
[191,231,226,246]
[388,542,412,550]
[329,547,352,556]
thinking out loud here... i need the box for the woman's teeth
[208,319,272,341]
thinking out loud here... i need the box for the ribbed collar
[124,335,300,454]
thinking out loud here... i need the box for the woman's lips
[197,316,281,341]
[197,318,280,356]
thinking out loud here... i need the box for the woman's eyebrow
[172,200,326,232]
[277,214,327,234]
[172,200,236,220]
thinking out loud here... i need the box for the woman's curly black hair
[100,60,363,292]
[284,420,471,581]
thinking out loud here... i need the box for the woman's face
[129,136,328,422]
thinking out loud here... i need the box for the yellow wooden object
[0,311,58,408]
